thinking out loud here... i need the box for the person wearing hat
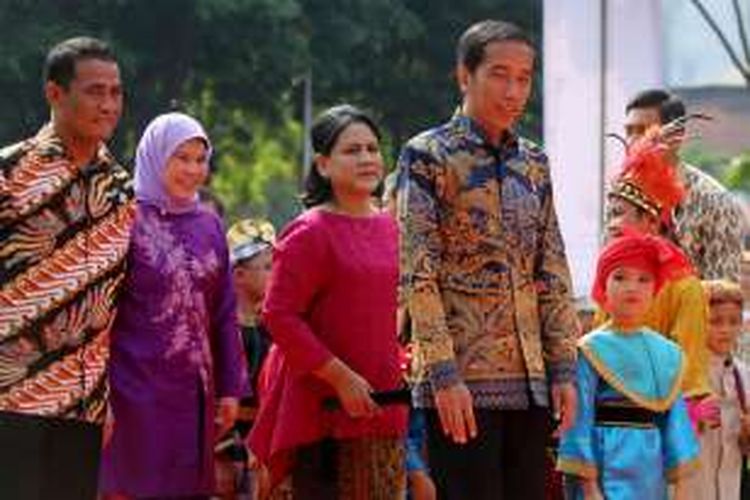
[228,218,276,331]
[558,230,700,500]
[100,112,246,498]
[603,128,711,400]
[214,218,277,498]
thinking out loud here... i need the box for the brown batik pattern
[673,164,744,282]
[397,113,578,409]
[287,437,405,500]
[0,125,134,423]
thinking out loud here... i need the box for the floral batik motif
[397,112,578,410]
[132,208,220,389]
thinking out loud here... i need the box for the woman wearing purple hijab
[100,112,246,499]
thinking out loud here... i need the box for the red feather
[618,131,686,222]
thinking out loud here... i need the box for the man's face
[624,105,683,158]
[459,40,534,134]
[46,58,123,143]
[624,107,661,144]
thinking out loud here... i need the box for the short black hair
[44,36,116,89]
[457,20,534,74]
[302,104,383,208]
[625,89,686,125]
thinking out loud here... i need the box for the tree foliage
[0,0,541,223]
[723,152,750,191]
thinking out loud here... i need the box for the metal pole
[301,69,313,186]
[598,0,608,227]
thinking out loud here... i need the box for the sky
[662,0,749,86]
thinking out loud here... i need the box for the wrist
[548,361,576,386]
[428,360,461,391]
[313,357,350,389]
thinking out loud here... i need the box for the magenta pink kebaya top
[250,208,407,479]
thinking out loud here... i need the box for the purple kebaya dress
[100,113,246,497]
[101,203,246,497]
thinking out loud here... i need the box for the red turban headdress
[592,229,693,307]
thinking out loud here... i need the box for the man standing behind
[622,89,744,281]
[397,20,578,500]
[0,37,133,425]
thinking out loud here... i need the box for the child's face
[605,265,656,325]
[233,249,272,301]
[706,302,743,356]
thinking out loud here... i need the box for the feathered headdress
[609,127,685,225]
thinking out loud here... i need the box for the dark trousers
[426,407,549,500]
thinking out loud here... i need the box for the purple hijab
[134,112,212,213]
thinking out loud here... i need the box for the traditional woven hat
[226,218,276,265]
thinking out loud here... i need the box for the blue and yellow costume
[558,326,699,499]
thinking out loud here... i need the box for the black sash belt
[595,405,660,428]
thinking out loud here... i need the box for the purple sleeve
[262,215,333,374]
[210,215,248,398]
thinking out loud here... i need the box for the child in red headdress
[558,231,700,500]
[603,128,711,401]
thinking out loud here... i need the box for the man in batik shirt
[397,20,578,500]
[620,89,744,281]
[0,37,133,424]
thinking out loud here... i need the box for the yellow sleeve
[647,278,710,398]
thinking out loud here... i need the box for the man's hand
[552,382,577,434]
[673,479,690,500]
[434,382,477,444]
[581,478,604,500]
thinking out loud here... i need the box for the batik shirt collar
[451,108,520,158]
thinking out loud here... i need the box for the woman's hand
[254,464,271,500]
[102,405,115,449]
[314,358,380,418]
[215,397,239,436]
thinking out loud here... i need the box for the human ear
[456,64,469,93]
[44,81,65,108]
[314,153,330,179]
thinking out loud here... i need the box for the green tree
[723,151,750,191]
[0,0,308,153]
[184,87,303,226]
[0,0,542,224]
[302,0,543,153]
